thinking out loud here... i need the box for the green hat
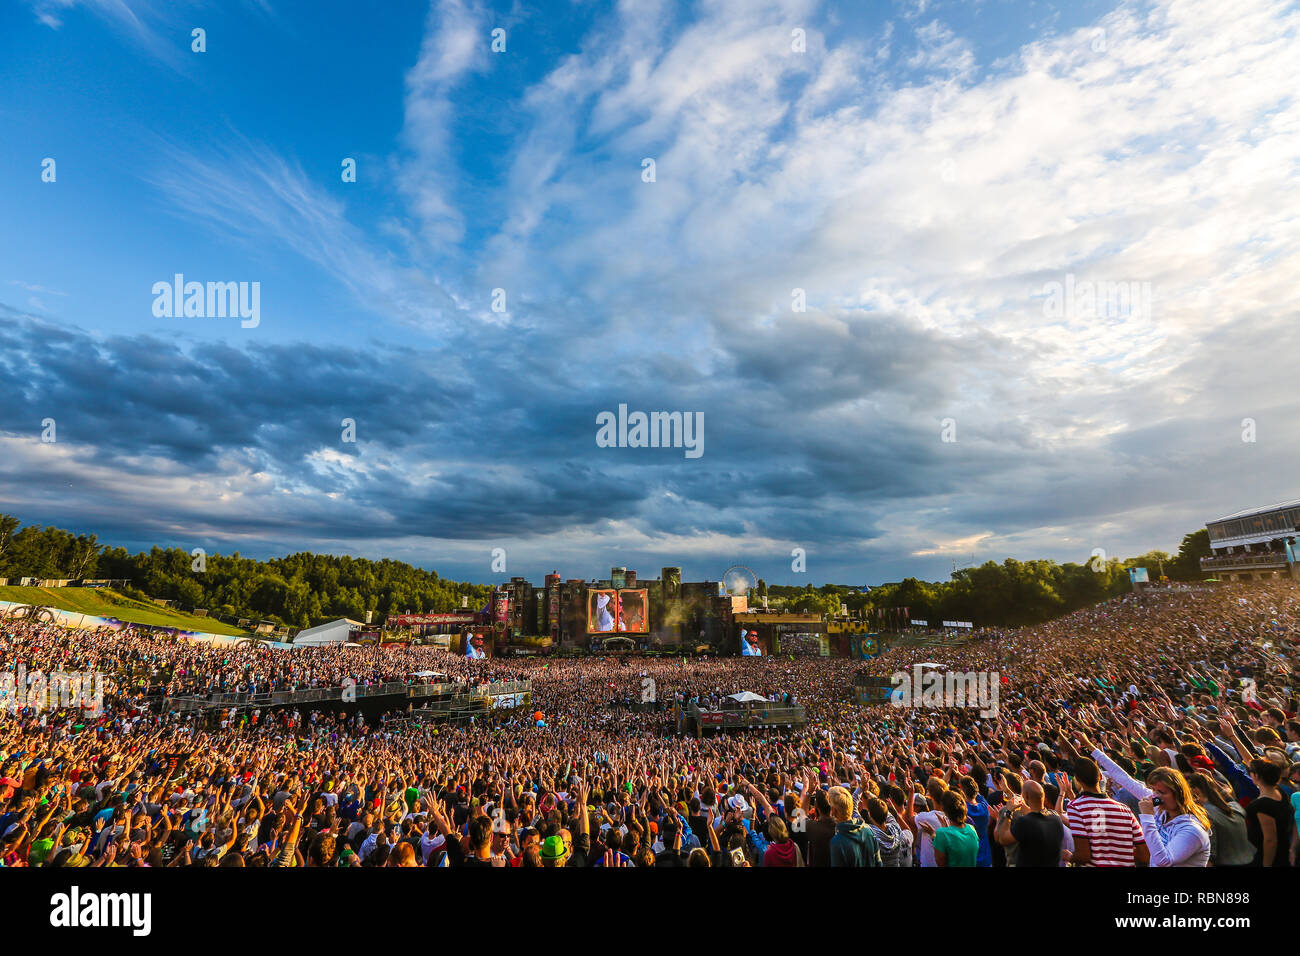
[540,835,569,861]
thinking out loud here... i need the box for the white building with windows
[1202,500,1300,581]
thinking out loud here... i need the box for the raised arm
[994,802,1016,847]
[575,780,590,838]
[1089,748,1151,801]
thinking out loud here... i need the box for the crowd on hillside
[0,582,1296,868]
[0,623,529,702]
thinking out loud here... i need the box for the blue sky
[1,0,1298,588]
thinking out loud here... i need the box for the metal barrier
[1201,553,1289,570]
[409,689,532,722]
[406,679,532,699]
[405,681,463,697]
[162,679,411,712]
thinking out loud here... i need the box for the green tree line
[758,530,1210,628]
[0,514,492,629]
[0,515,102,580]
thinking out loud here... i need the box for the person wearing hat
[49,843,91,868]
[547,779,591,866]
[539,833,570,866]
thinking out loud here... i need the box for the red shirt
[1067,794,1144,867]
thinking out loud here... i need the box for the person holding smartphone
[1084,734,1210,866]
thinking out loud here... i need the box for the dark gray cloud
[4,288,1298,589]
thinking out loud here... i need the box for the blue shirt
[966,795,992,867]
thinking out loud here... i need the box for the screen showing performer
[616,589,648,633]
[588,590,617,632]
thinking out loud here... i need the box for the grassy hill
[0,586,248,636]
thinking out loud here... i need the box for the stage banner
[387,612,479,626]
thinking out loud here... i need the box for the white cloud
[147,138,466,332]
[23,0,182,67]
[62,0,1300,578]
[398,0,495,250]
[455,0,1300,560]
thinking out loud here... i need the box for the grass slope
[0,586,247,636]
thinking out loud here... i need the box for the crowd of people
[0,581,1297,869]
[0,621,529,702]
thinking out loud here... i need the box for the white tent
[293,619,352,647]
[728,691,767,703]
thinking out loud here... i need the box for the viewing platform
[678,695,806,737]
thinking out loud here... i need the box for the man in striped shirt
[1066,757,1148,867]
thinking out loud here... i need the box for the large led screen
[588,589,617,633]
[616,589,648,633]
[586,588,649,633]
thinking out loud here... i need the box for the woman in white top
[1090,747,1210,867]
[913,791,949,867]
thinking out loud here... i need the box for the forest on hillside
[0,513,1209,630]
[759,530,1210,627]
[0,515,491,628]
